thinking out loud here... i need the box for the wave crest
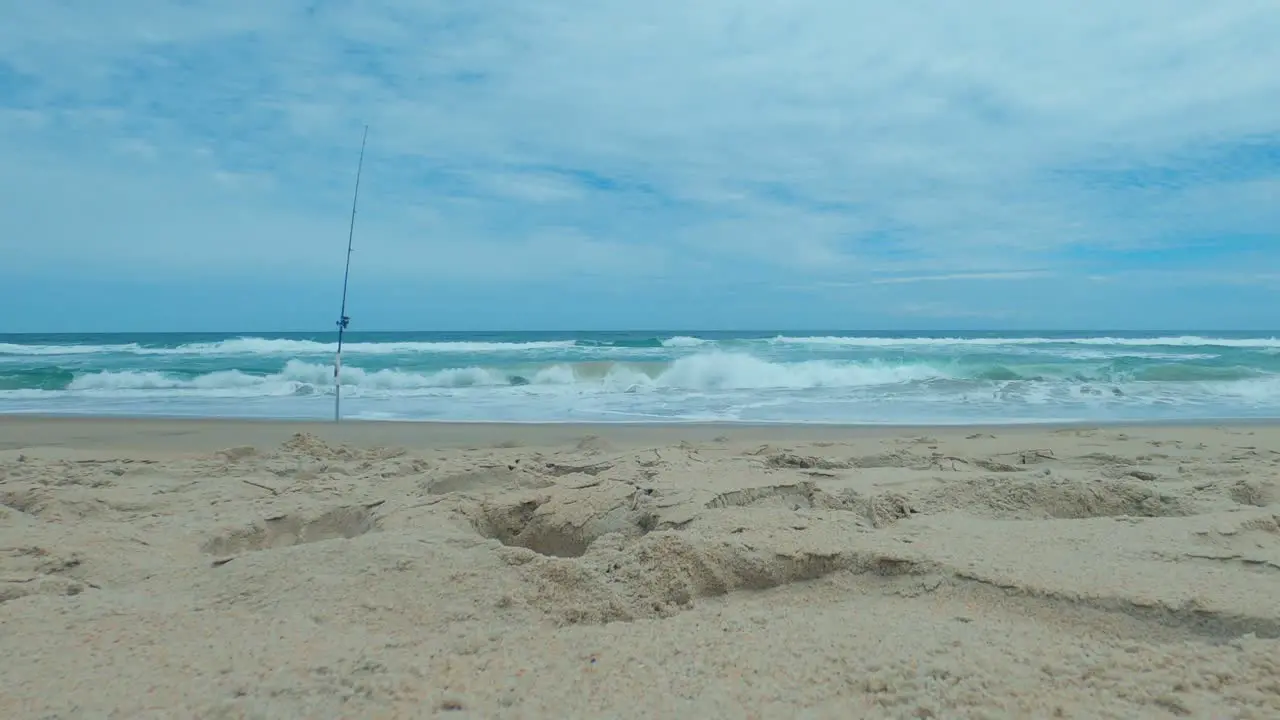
[0,338,580,357]
[55,353,946,397]
[771,335,1280,348]
[30,350,1280,399]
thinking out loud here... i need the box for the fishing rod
[334,125,369,423]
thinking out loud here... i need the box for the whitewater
[3,331,1280,424]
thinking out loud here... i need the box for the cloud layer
[1,0,1278,330]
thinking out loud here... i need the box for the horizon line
[4,328,1280,337]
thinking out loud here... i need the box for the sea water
[3,331,1280,424]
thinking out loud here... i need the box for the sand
[1,417,1278,719]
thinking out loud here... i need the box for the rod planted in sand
[334,125,369,423]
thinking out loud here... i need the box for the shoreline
[4,412,1280,452]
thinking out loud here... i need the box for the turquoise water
[3,331,1280,423]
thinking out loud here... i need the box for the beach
[1,417,1278,718]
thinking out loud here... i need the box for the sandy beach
[2,417,1278,718]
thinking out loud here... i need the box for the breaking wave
[9,352,1273,399]
[769,335,1280,348]
[57,354,944,396]
[5,331,1280,423]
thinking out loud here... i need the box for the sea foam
[4,332,1280,423]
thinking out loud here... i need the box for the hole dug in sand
[465,480,939,625]
[512,530,938,626]
[201,505,377,557]
[705,482,823,511]
[470,485,661,558]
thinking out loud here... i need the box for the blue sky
[1,0,1278,333]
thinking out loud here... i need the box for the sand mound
[511,531,932,625]
[0,546,89,604]
[201,504,378,557]
[1,485,156,522]
[918,476,1198,519]
[705,481,825,510]
[470,481,663,558]
[424,462,546,495]
[1229,478,1280,507]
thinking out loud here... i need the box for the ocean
[2,331,1280,424]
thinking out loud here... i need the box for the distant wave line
[3,354,1276,397]
[4,333,1280,357]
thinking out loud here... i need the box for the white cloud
[868,271,1052,285]
[1,0,1278,304]
[477,172,586,204]
[894,302,1014,321]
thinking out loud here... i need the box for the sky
[1,0,1279,333]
